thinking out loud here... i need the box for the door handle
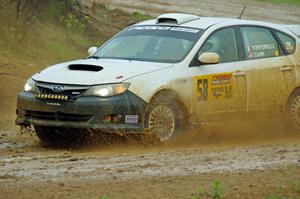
[233,71,246,77]
[280,66,293,72]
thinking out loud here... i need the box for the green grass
[130,11,152,22]
[191,180,224,199]
[99,196,109,199]
[211,180,224,199]
[265,196,284,199]
[191,173,300,199]
[257,0,300,5]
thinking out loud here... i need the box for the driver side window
[198,28,238,63]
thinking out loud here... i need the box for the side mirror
[88,47,98,56]
[198,52,220,65]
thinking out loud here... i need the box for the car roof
[134,13,293,35]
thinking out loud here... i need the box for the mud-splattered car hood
[32,59,173,85]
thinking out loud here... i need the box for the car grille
[27,111,92,122]
[36,82,89,100]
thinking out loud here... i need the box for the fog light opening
[103,114,122,123]
[103,115,112,123]
[112,114,122,123]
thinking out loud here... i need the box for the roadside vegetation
[189,166,300,199]
[258,0,300,5]
[99,196,109,199]
[191,180,224,199]
[0,0,150,85]
[267,164,300,199]
[98,173,300,199]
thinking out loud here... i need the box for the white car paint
[32,59,173,85]
[285,25,300,37]
[32,13,300,120]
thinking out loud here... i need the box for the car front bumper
[15,91,146,132]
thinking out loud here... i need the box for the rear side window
[241,27,280,59]
[276,31,296,54]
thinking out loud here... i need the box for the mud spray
[13,115,299,153]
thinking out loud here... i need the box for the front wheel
[145,95,185,142]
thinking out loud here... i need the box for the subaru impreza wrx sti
[16,13,300,143]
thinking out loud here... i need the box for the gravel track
[92,0,300,24]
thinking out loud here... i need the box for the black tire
[145,93,186,142]
[34,126,87,145]
[285,90,300,132]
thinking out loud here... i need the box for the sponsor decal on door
[193,73,233,101]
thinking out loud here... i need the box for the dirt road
[92,0,300,24]
[1,138,299,183]
[1,125,300,198]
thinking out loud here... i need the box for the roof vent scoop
[68,64,103,72]
[156,13,200,25]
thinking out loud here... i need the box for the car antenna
[238,6,247,19]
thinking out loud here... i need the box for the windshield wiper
[86,56,101,59]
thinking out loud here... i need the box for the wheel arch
[286,86,300,110]
[146,88,189,123]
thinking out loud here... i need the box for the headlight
[24,78,36,92]
[84,83,130,97]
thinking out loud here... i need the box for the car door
[189,27,247,122]
[239,26,296,115]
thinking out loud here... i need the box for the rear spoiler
[284,25,300,37]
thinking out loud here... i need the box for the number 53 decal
[193,73,233,101]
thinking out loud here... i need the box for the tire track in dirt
[0,142,299,184]
[91,0,300,24]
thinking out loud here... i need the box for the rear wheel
[145,93,185,142]
[285,90,300,131]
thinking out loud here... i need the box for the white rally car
[16,13,300,143]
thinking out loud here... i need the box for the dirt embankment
[0,1,138,131]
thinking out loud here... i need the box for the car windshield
[93,26,203,63]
